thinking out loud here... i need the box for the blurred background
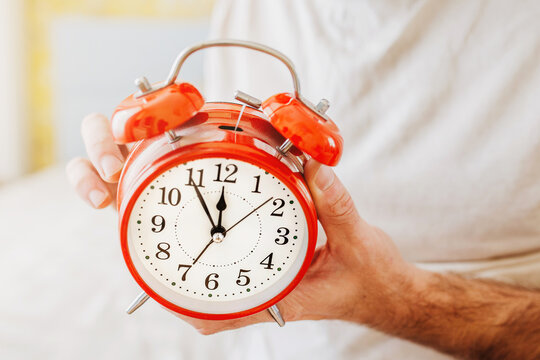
[0,0,214,185]
[0,2,238,358]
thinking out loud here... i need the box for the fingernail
[101,155,123,179]
[88,190,108,208]
[314,165,335,191]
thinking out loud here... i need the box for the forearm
[365,268,540,359]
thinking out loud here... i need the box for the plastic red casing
[116,103,318,320]
[262,93,343,166]
[111,83,204,144]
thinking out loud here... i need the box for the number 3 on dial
[128,156,310,317]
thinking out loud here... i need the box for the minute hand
[191,182,216,229]
[225,197,273,234]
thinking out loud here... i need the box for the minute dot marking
[174,190,262,267]
[136,161,302,298]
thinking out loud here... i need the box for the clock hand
[212,186,227,235]
[190,181,216,230]
[225,197,273,234]
[191,238,214,266]
[180,197,272,281]
[181,188,229,281]
[180,232,224,281]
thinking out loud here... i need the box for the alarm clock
[112,40,343,326]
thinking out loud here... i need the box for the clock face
[126,157,309,315]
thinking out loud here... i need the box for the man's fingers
[173,308,273,335]
[304,159,365,243]
[66,157,113,209]
[81,113,125,183]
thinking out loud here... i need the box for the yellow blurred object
[25,0,215,171]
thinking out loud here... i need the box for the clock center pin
[212,232,225,243]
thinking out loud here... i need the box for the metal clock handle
[171,39,327,166]
[133,39,332,163]
[135,39,325,119]
[166,39,301,98]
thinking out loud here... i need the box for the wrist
[356,263,433,331]
[386,265,433,327]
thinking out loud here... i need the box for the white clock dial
[126,157,309,314]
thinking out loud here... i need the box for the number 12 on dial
[124,155,316,319]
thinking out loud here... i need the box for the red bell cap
[111,82,204,143]
[262,93,343,166]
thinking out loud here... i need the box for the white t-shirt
[2,2,538,360]
[200,0,540,358]
[205,0,540,263]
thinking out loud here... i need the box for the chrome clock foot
[126,292,150,314]
[267,305,286,327]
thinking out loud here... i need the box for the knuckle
[81,113,111,140]
[327,191,358,225]
[65,157,86,173]
[73,176,95,193]
[81,114,97,134]
[82,112,105,127]
[88,137,113,152]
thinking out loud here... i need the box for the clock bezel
[118,141,318,320]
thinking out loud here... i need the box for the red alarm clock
[112,40,343,326]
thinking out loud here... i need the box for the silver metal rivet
[135,77,152,93]
[315,99,330,115]
[234,90,262,108]
[166,130,180,144]
[277,139,294,154]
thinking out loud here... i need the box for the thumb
[304,159,365,242]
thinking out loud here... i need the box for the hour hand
[213,186,227,235]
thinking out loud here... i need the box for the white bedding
[1,167,412,360]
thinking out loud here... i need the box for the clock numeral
[158,187,181,206]
[155,242,170,260]
[275,227,289,245]
[260,253,274,270]
[236,269,251,286]
[214,163,238,183]
[186,168,204,187]
[270,198,285,217]
[252,175,261,193]
[205,273,219,290]
[151,215,165,233]
[177,264,192,281]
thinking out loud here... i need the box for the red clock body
[116,103,318,320]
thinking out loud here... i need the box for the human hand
[66,114,540,359]
[179,160,422,334]
[66,113,127,209]
[65,113,420,335]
